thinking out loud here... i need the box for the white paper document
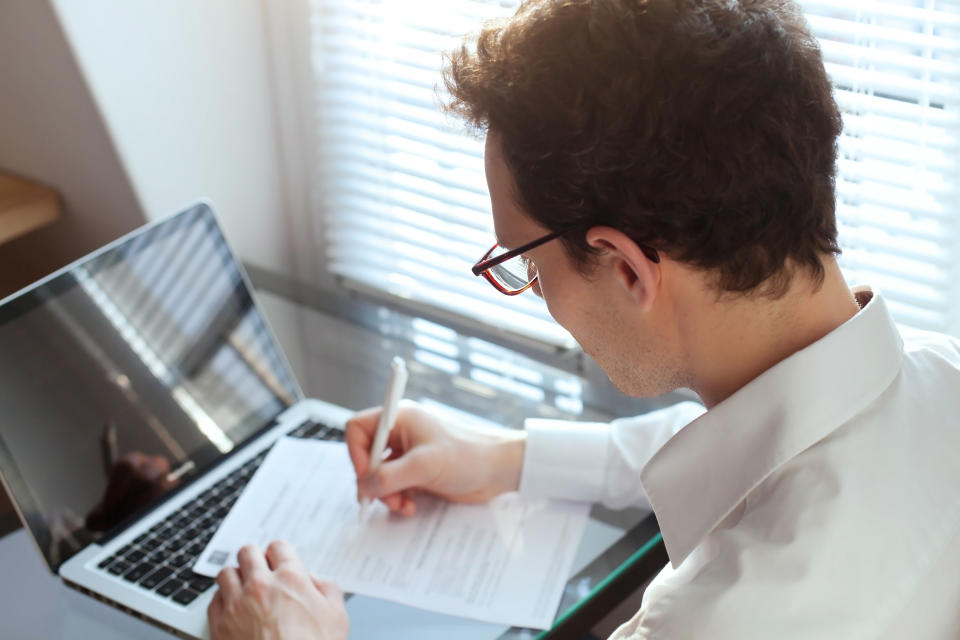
[193,437,591,629]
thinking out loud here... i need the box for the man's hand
[207,540,348,640]
[346,400,526,516]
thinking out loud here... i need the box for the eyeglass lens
[487,247,536,291]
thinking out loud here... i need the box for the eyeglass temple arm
[471,230,566,276]
[471,230,659,276]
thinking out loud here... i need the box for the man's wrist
[486,430,527,496]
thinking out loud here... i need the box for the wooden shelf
[0,172,60,246]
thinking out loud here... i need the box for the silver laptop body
[0,201,351,638]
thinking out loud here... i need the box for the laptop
[0,201,353,638]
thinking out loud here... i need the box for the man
[207,0,960,638]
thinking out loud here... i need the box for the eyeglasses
[471,229,660,296]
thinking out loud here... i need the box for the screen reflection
[0,205,300,569]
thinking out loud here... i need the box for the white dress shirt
[518,289,960,639]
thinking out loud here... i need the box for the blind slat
[319,142,488,196]
[313,0,960,343]
[325,176,491,222]
[806,14,960,52]
[802,1,960,27]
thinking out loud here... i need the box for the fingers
[215,566,242,601]
[400,492,417,516]
[237,544,270,583]
[380,492,403,512]
[208,545,350,640]
[369,447,436,499]
[377,489,417,515]
[348,407,411,497]
[345,407,380,479]
[346,402,422,479]
[265,539,301,571]
[206,589,223,633]
[311,576,345,603]
[348,402,436,515]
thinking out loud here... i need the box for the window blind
[309,0,576,348]
[311,0,960,347]
[799,0,960,334]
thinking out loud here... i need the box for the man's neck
[685,258,861,408]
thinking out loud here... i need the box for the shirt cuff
[518,418,610,502]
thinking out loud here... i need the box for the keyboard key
[189,577,215,593]
[186,542,207,556]
[122,562,156,583]
[154,526,176,540]
[146,550,167,565]
[133,532,151,544]
[140,567,174,590]
[97,555,116,569]
[140,538,162,551]
[168,553,191,569]
[182,526,203,539]
[124,548,146,563]
[216,494,234,506]
[107,560,130,575]
[177,567,198,581]
[324,428,345,442]
[165,538,187,552]
[290,419,316,437]
[172,588,201,606]
[156,578,184,597]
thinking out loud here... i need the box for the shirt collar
[640,288,904,568]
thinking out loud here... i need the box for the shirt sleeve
[518,401,706,510]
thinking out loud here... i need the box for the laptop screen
[0,203,302,571]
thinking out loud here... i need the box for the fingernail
[358,475,382,498]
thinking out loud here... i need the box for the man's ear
[585,226,660,311]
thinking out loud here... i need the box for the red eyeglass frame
[471,229,659,295]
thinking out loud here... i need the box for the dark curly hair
[443,0,843,296]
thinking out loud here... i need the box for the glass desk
[254,287,674,640]
[0,283,674,640]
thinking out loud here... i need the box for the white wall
[0,0,146,296]
[51,0,294,275]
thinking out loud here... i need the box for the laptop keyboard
[96,420,344,606]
